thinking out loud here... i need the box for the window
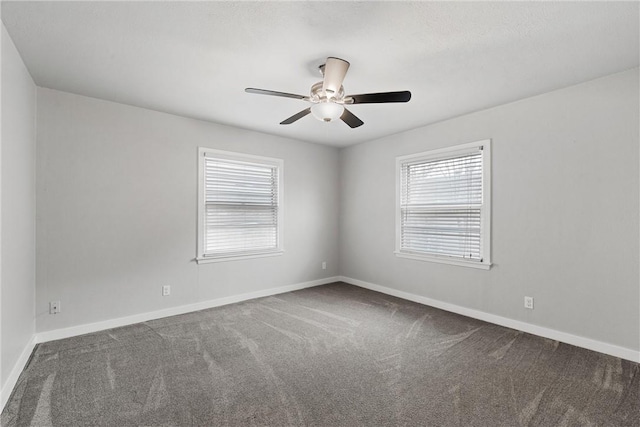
[197,148,283,263]
[396,140,491,269]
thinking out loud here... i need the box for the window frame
[197,147,284,264]
[395,139,492,270]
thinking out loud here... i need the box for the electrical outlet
[162,285,171,296]
[49,301,61,314]
[322,261,327,270]
[524,296,534,310]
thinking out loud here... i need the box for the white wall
[36,88,340,332]
[1,24,36,389]
[20,62,640,356]
[339,69,640,352]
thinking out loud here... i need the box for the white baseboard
[339,276,640,363]
[6,273,635,415]
[1,335,37,412]
[36,276,340,344]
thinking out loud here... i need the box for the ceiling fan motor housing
[310,81,345,103]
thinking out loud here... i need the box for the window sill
[197,250,284,264]
[394,251,491,270]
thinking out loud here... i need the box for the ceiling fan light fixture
[311,101,344,122]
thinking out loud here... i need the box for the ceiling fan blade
[322,57,350,98]
[280,108,311,125]
[340,108,364,128]
[346,91,412,104]
[245,88,308,100]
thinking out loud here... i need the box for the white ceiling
[2,2,638,147]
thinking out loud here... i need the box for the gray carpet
[2,282,639,426]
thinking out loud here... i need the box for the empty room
[1,1,639,426]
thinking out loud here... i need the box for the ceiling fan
[245,57,411,128]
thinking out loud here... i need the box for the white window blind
[398,142,490,266]
[199,150,282,261]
